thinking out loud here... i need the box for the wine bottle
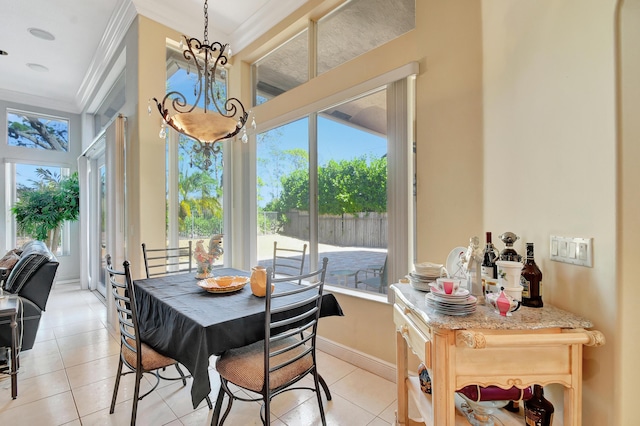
[524,385,554,426]
[521,242,543,308]
[481,232,498,279]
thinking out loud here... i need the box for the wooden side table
[0,296,19,399]
[392,284,605,426]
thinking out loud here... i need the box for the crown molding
[231,0,309,53]
[75,0,137,112]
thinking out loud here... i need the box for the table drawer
[394,304,432,368]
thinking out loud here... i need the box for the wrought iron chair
[106,255,211,425]
[272,241,307,283]
[141,241,192,278]
[356,256,388,293]
[212,258,330,426]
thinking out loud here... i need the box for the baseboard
[316,335,397,383]
[54,279,81,286]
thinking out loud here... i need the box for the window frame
[248,65,416,302]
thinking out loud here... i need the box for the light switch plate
[550,236,593,267]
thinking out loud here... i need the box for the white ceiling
[0,0,307,113]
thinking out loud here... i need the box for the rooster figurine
[208,234,224,259]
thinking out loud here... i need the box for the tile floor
[0,282,403,425]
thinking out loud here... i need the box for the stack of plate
[409,262,445,291]
[425,285,477,316]
[407,271,440,291]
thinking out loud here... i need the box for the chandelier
[152,0,254,169]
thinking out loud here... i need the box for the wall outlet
[550,236,593,267]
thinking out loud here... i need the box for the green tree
[11,169,80,252]
[8,114,69,151]
[270,156,387,215]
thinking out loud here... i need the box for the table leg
[396,330,409,425]
[564,343,582,425]
[10,313,18,399]
[432,330,456,425]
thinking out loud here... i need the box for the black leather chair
[0,241,59,351]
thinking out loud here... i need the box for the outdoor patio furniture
[356,256,388,293]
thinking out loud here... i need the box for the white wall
[482,0,617,423]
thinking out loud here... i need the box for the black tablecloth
[133,268,344,408]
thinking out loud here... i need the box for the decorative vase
[495,260,524,289]
[250,266,268,297]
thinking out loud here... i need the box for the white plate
[445,246,468,280]
[426,293,477,307]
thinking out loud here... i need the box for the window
[11,163,71,256]
[253,30,309,106]
[317,90,388,292]
[251,0,416,105]
[7,110,69,152]
[254,82,414,296]
[257,118,310,262]
[317,0,415,75]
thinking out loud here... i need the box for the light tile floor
[0,283,402,425]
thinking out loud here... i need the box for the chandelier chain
[203,0,209,44]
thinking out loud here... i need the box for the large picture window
[254,85,409,296]
[7,110,69,152]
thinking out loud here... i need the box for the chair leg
[110,357,124,414]
[211,383,225,426]
[264,392,271,426]
[314,371,328,426]
[218,381,235,426]
[131,369,143,426]
[318,374,332,400]
[174,363,188,386]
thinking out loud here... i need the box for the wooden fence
[282,210,387,248]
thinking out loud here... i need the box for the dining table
[133,268,344,408]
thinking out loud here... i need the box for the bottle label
[525,408,543,426]
[481,265,495,279]
[521,276,530,298]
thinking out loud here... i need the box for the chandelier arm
[205,42,228,116]
[183,37,206,111]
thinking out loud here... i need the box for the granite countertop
[392,283,593,331]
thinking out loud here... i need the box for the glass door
[97,162,107,296]
[85,137,106,298]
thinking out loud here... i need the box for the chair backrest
[142,241,192,278]
[263,257,328,395]
[272,241,307,283]
[106,255,142,371]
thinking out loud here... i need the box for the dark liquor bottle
[505,400,520,413]
[481,232,498,279]
[524,385,554,426]
[521,242,543,308]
